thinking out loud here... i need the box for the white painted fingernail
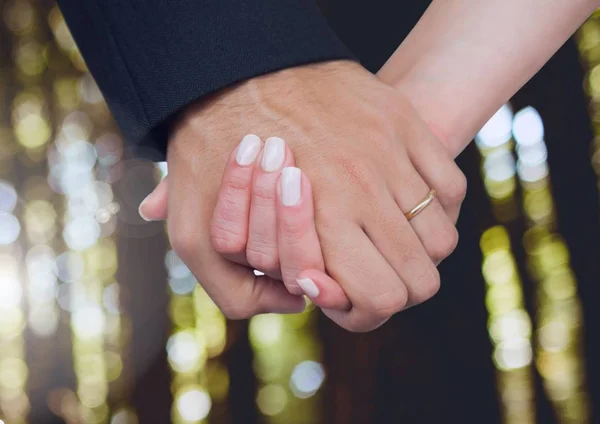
[235,134,262,165]
[261,137,285,172]
[138,197,152,221]
[281,167,301,206]
[297,278,320,299]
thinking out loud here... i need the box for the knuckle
[224,172,250,192]
[411,267,441,305]
[246,245,279,273]
[251,180,276,205]
[369,286,409,320]
[441,171,467,205]
[281,217,312,242]
[209,221,246,255]
[428,225,459,261]
[219,301,255,320]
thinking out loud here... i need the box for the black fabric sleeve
[57,0,355,160]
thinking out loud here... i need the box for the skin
[159,61,463,332]
[140,0,600,329]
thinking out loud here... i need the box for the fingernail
[261,137,285,172]
[236,134,262,165]
[281,167,301,206]
[138,197,152,221]
[297,278,320,299]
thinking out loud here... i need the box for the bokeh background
[2,1,600,423]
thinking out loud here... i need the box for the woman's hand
[140,127,465,315]
[140,135,353,311]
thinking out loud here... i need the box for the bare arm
[378,0,600,156]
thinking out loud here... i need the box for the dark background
[1,1,599,423]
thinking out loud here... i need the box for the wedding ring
[404,189,436,221]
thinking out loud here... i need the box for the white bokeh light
[476,104,514,148]
[513,106,544,146]
[0,213,21,245]
[0,277,23,309]
[55,251,84,282]
[483,150,516,182]
[103,283,120,315]
[167,331,204,372]
[289,361,326,399]
[63,216,101,251]
[72,304,105,339]
[28,305,59,337]
[494,338,533,371]
[176,388,211,421]
[0,181,18,213]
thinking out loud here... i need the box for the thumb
[139,176,169,221]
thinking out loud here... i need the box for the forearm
[378,0,600,157]
[58,0,353,161]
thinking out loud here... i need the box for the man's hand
[161,60,465,331]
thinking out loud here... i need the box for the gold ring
[404,189,436,221]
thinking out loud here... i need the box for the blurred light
[539,321,570,353]
[165,250,191,279]
[176,388,211,421]
[27,272,57,303]
[72,305,105,339]
[483,150,516,182]
[57,283,85,312]
[513,107,544,146]
[518,161,549,183]
[168,276,196,296]
[0,181,18,212]
[249,314,283,347]
[489,310,532,344]
[55,251,84,282]
[157,162,168,178]
[110,408,138,424]
[476,104,514,149]
[167,331,205,373]
[79,75,104,104]
[15,39,47,76]
[63,216,100,250]
[14,113,51,149]
[482,250,516,285]
[0,254,19,279]
[4,1,34,34]
[95,133,123,167]
[0,213,20,245]
[0,358,28,389]
[256,384,288,416]
[103,284,120,315]
[494,338,533,371]
[517,142,548,166]
[0,277,23,309]
[289,361,325,399]
[28,305,59,337]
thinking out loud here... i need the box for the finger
[169,149,305,319]
[297,270,351,311]
[210,134,262,265]
[391,155,459,268]
[407,130,467,224]
[139,176,169,221]
[316,217,408,332]
[367,189,443,308]
[276,167,352,311]
[246,137,294,278]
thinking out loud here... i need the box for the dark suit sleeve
[57,0,354,160]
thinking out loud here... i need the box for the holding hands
[141,61,466,332]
